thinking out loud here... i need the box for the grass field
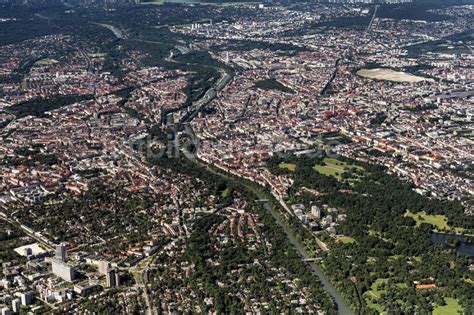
[279,162,296,171]
[368,229,391,242]
[365,298,386,314]
[396,283,408,289]
[221,187,230,198]
[337,236,356,244]
[405,210,450,230]
[313,158,364,181]
[368,278,388,299]
[388,254,404,261]
[433,298,463,315]
[364,278,409,313]
[35,58,59,66]
[367,257,377,264]
[364,278,388,314]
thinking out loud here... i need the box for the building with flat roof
[74,283,101,296]
[51,259,76,282]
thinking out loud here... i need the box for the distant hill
[414,0,474,4]
[0,0,62,6]
[0,0,136,8]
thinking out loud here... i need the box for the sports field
[357,68,433,83]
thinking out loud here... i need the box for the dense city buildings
[0,0,472,313]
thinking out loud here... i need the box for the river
[258,194,354,315]
[178,60,353,313]
[186,155,354,314]
[164,45,352,312]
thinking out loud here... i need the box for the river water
[260,200,354,315]
[431,232,474,256]
[180,66,352,314]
